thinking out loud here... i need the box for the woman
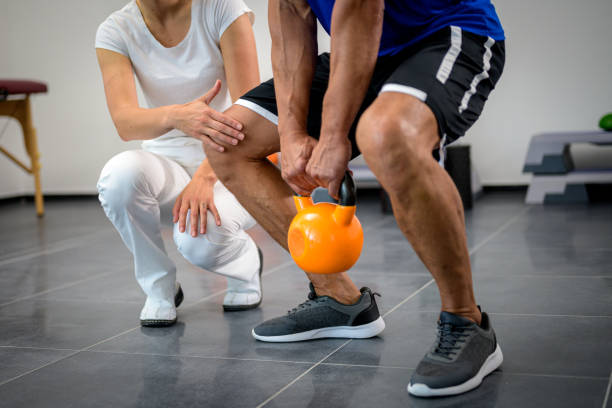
[95,0,262,327]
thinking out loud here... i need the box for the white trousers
[97,149,258,308]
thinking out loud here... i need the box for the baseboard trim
[0,194,98,205]
[482,185,528,193]
[0,187,529,206]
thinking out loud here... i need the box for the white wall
[467,0,612,184]
[247,1,330,83]
[0,0,610,198]
[0,0,138,198]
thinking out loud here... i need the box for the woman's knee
[173,222,223,270]
[97,150,149,209]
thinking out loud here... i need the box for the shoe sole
[407,344,503,397]
[252,316,386,342]
[140,318,177,327]
[140,284,184,328]
[223,247,263,312]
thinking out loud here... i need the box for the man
[203,0,505,397]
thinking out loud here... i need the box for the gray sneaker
[408,309,503,397]
[252,283,385,342]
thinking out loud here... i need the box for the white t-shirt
[95,0,253,168]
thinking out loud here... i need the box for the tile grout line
[261,260,295,277]
[0,324,145,389]
[254,278,437,407]
[0,216,383,310]
[388,310,612,319]
[1,344,608,382]
[477,275,612,279]
[382,279,435,318]
[0,231,296,309]
[256,261,434,406]
[350,272,612,280]
[0,229,115,267]
[87,260,296,351]
[0,345,79,352]
[82,327,144,352]
[383,206,529,320]
[7,269,609,311]
[500,371,610,381]
[255,340,352,408]
[27,298,144,305]
[253,218,399,408]
[467,207,530,256]
[490,312,612,319]
[0,350,83,388]
[0,259,297,390]
[3,231,299,309]
[86,349,316,366]
[256,206,529,407]
[1,258,295,309]
[603,369,612,408]
[0,269,125,309]
[0,292,223,389]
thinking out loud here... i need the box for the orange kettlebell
[267,152,279,165]
[288,172,363,274]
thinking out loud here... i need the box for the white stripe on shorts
[379,84,427,101]
[235,99,279,125]
[436,26,462,84]
[438,134,448,168]
[458,37,495,114]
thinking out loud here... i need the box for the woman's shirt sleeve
[95,17,129,57]
[207,0,254,43]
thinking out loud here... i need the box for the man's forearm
[269,0,317,137]
[321,0,383,141]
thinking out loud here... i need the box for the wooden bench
[0,79,47,216]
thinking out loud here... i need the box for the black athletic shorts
[237,25,505,159]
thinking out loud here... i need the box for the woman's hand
[172,175,221,237]
[171,80,245,152]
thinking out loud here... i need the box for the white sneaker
[223,247,263,311]
[140,282,184,327]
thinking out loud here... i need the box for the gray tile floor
[0,191,611,408]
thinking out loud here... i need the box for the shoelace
[286,288,380,315]
[287,287,321,315]
[433,321,474,360]
[287,298,325,315]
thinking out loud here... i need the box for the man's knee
[97,150,149,210]
[204,105,279,185]
[356,96,439,174]
[205,105,280,185]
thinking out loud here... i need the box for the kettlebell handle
[338,171,357,207]
[293,171,357,206]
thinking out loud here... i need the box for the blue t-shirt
[307,0,505,56]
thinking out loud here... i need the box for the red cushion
[0,80,47,95]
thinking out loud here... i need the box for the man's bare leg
[205,105,361,304]
[356,93,480,324]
